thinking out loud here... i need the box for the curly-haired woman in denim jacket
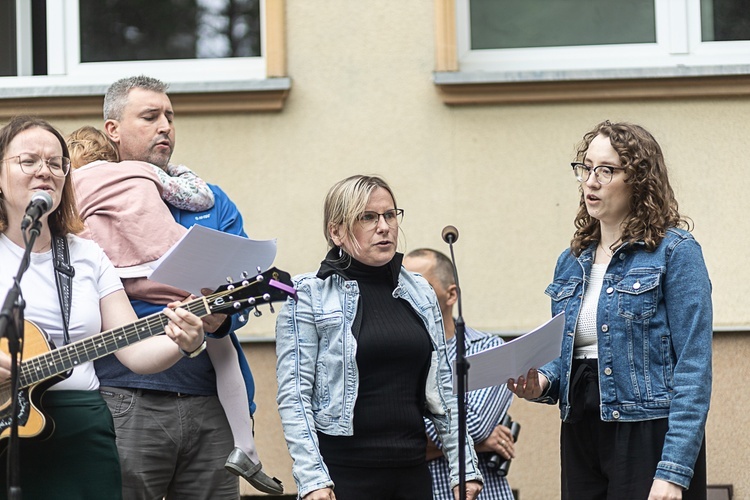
[508,121,711,500]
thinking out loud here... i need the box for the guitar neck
[20,297,210,389]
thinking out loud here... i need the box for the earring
[338,247,343,258]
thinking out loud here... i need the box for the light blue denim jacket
[275,265,481,498]
[537,228,712,489]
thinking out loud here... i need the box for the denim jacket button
[604,367,612,376]
[606,287,614,294]
[612,410,620,419]
[633,281,641,290]
[601,324,609,333]
[619,253,626,260]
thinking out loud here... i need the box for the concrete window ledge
[0,78,292,119]
[434,71,750,105]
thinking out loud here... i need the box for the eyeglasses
[571,162,626,185]
[357,209,404,229]
[2,153,71,178]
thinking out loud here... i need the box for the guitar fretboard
[19,299,210,389]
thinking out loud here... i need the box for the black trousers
[561,359,707,500]
[325,461,433,500]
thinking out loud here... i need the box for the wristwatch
[180,339,207,358]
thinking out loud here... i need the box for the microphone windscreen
[441,225,459,244]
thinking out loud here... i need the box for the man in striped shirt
[404,249,516,500]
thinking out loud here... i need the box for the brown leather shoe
[224,447,284,495]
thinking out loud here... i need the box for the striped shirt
[425,326,515,500]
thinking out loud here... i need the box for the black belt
[136,388,196,398]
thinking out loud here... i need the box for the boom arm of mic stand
[446,240,469,500]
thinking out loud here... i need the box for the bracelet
[180,339,207,359]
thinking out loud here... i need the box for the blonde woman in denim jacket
[276,175,482,500]
[508,122,711,500]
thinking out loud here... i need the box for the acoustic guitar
[0,267,295,449]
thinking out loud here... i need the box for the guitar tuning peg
[226,276,233,283]
[253,307,262,317]
[241,271,249,279]
[269,303,275,314]
[238,314,247,322]
[256,266,262,273]
[227,284,235,290]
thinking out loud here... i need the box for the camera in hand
[487,414,521,477]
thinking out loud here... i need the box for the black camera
[486,414,520,477]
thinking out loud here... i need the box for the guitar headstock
[206,267,296,316]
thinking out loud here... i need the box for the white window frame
[3,0,267,90]
[455,0,750,78]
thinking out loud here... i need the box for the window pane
[79,0,261,63]
[0,1,16,76]
[701,0,750,41]
[469,0,656,50]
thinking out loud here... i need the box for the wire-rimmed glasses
[571,162,626,185]
[2,153,71,178]
[357,209,404,229]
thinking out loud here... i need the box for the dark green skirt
[0,390,122,500]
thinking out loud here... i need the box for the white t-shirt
[0,233,123,391]
[574,263,607,359]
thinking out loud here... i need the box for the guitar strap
[52,235,75,345]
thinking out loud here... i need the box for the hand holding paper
[456,312,564,394]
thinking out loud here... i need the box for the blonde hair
[66,126,119,169]
[323,175,398,250]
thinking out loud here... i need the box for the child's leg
[206,336,258,462]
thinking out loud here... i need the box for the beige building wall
[44,2,749,498]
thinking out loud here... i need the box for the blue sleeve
[169,183,257,411]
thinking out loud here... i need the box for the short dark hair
[406,248,454,289]
[104,75,169,121]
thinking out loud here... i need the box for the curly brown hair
[570,121,691,256]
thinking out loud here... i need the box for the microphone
[21,191,54,230]
[487,414,521,476]
[441,225,459,244]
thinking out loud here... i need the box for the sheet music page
[148,225,277,295]
[454,312,565,393]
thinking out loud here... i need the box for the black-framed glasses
[571,162,626,185]
[2,153,71,178]
[357,209,404,229]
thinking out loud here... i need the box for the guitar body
[0,320,70,451]
[0,267,295,455]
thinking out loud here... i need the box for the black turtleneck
[316,248,433,468]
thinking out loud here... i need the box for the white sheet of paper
[148,225,277,296]
[455,312,565,393]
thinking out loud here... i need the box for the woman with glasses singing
[0,116,205,499]
[275,175,483,500]
[508,121,711,500]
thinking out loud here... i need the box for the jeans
[100,387,239,500]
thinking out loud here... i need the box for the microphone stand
[0,220,42,499]
[443,227,469,500]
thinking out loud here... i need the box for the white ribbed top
[574,263,607,359]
